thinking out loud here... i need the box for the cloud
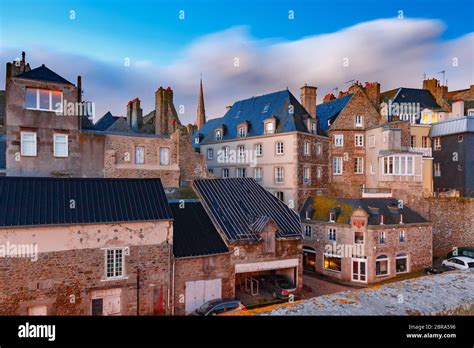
[1,18,473,124]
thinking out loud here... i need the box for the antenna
[423,73,426,80]
[345,79,355,86]
[333,87,339,93]
[436,70,446,85]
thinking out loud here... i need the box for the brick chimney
[323,93,336,103]
[6,51,31,84]
[363,82,380,109]
[423,78,449,110]
[127,98,142,132]
[300,84,317,118]
[155,86,181,135]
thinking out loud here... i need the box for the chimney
[155,87,167,135]
[348,81,362,94]
[363,82,380,109]
[77,76,82,103]
[6,51,31,84]
[300,84,317,118]
[323,93,336,103]
[130,98,143,132]
[423,78,449,110]
[195,78,206,129]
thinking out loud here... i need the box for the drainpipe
[171,260,176,316]
[136,266,140,316]
[166,221,172,315]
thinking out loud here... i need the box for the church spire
[196,76,206,129]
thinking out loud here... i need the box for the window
[305,210,311,220]
[379,231,386,244]
[237,145,245,159]
[422,136,429,148]
[310,121,317,134]
[275,141,284,155]
[222,146,229,161]
[434,137,441,150]
[328,227,336,242]
[316,166,322,180]
[354,158,364,174]
[355,134,364,147]
[275,191,284,201]
[160,147,170,165]
[399,230,406,243]
[304,225,312,238]
[207,148,214,160]
[410,136,416,148]
[458,135,464,142]
[376,255,389,276]
[383,156,414,175]
[255,143,263,157]
[355,115,363,127]
[354,231,364,244]
[303,167,310,184]
[208,168,214,174]
[333,157,343,175]
[334,134,344,147]
[236,168,246,178]
[254,167,262,182]
[25,88,62,112]
[53,134,68,158]
[317,142,322,155]
[396,253,408,273]
[324,254,342,272]
[368,135,375,147]
[262,104,270,113]
[222,168,229,178]
[135,146,145,164]
[329,212,335,222]
[194,137,199,145]
[238,126,247,138]
[434,163,441,177]
[265,122,274,134]
[21,132,37,156]
[105,248,125,279]
[275,167,284,183]
[304,141,310,155]
[214,129,222,141]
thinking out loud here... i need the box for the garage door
[185,278,222,314]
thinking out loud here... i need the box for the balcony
[362,187,392,198]
[402,146,432,157]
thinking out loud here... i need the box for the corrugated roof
[300,196,428,225]
[429,116,474,137]
[16,65,73,85]
[170,201,229,258]
[316,94,353,132]
[193,178,302,242]
[192,89,318,148]
[0,177,173,228]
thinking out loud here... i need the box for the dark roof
[429,116,474,137]
[193,178,302,242]
[301,196,428,225]
[81,116,95,130]
[170,201,229,258]
[16,64,73,85]
[316,94,353,132]
[192,89,319,148]
[0,177,173,228]
[0,134,5,170]
[93,112,121,131]
[382,88,442,111]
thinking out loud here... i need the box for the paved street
[302,272,354,298]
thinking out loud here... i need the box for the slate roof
[316,94,353,132]
[192,89,319,148]
[300,196,428,226]
[93,112,122,131]
[0,177,173,228]
[170,201,229,258]
[193,178,302,242]
[16,64,73,85]
[0,134,6,171]
[381,88,442,111]
[429,116,474,137]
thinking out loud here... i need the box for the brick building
[300,196,432,286]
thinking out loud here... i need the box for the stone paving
[247,270,474,316]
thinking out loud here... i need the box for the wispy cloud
[1,18,472,124]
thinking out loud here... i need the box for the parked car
[259,274,297,299]
[447,247,474,260]
[425,264,455,275]
[441,256,474,271]
[191,298,246,316]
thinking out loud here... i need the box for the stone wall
[173,253,234,315]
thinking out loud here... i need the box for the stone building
[300,196,432,286]
[193,86,330,210]
[0,177,174,315]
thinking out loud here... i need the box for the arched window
[376,255,389,276]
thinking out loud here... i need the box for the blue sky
[1,0,473,122]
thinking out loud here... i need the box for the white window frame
[222,168,229,178]
[275,141,284,155]
[303,167,310,184]
[316,166,322,180]
[304,141,310,155]
[104,247,126,280]
[207,148,214,160]
[238,126,247,138]
[399,230,406,243]
[317,142,322,155]
[434,137,441,150]
[354,157,364,174]
[328,227,336,242]
[21,131,37,157]
[214,129,222,141]
[333,157,343,175]
[355,134,364,147]
[52,134,68,158]
[375,255,390,277]
[222,146,229,161]
[304,225,312,238]
[159,147,170,165]
[237,145,245,159]
[334,134,344,147]
[383,155,414,175]
[265,121,274,135]
[355,115,363,127]
[434,163,441,177]
[236,168,247,178]
[379,231,386,244]
[275,167,284,183]
[255,143,263,157]
[254,167,263,182]
[25,87,63,112]
[396,253,409,274]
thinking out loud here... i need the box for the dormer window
[329,212,335,222]
[238,126,247,138]
[214,129,222,141]
[194,137,199,144]
[327,120,331,127]
[265,121,274,135]
[307,119,317,134]
[305,210,310,220]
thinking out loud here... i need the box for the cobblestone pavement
[302,273,354,298]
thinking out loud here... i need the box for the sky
[0,0,473,123]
